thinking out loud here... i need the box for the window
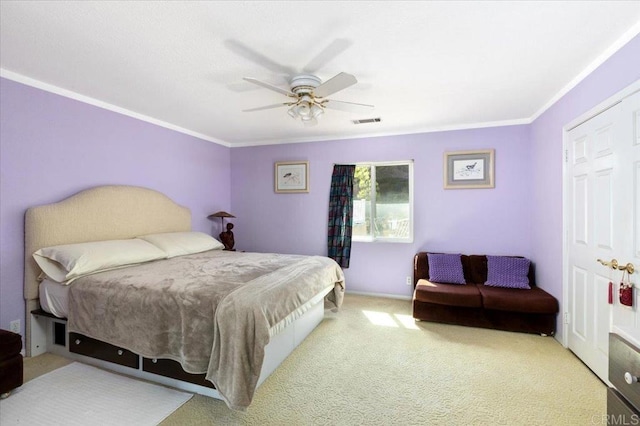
[352,161,413,242]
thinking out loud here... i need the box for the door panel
[596,274,612,355]
[594,170,613,250]
[572,266,588,340]
[574,175,588,245]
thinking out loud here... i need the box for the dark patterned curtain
[328,164,355,268]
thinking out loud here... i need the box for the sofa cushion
[427,253,466,284]
[478,285,559,314]
[485,255,531,289]
[422,253,477,283]
[465,255,488,284]
[415,279,482,308]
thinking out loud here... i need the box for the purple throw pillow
[485,256,531,289]
[427,253,466,284]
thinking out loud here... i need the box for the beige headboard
[24,185,191,355]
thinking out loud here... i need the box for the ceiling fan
[242,73,374,126]
[224,39,374,126]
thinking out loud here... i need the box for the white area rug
[0,362,192,426]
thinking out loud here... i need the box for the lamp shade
[310,104,323,118]
[207,211,235,220]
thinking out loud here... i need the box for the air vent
[352,118,382,125]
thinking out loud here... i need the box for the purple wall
[530,34,640,342]
[230,125,532,297]
[0,78,231,334]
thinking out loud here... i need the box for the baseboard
[346,290,412,301]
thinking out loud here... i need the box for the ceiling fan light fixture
[310,103,324,119]
[298,102,311,117]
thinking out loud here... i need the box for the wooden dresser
[609,333,640,423]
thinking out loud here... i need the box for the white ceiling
[1,1,640,147]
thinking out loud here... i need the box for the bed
[24,185,345,410]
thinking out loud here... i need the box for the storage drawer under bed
[609,333,640,412]
[69,332,139,369]
[68,332,215,388]
[608,387,639,423]
[142,357,216,389]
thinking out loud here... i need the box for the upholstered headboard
[24,185,191,355]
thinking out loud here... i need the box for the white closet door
[566,90,639,383]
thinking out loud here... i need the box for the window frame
[352,160,414,243]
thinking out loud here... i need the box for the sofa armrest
[414,252,429,286]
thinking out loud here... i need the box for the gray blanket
[67,250,345,410]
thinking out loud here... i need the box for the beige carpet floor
[23,294,605,425]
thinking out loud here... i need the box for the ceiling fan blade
[243,77,295,97]
[242,103,292,112]
[224,39,296,75]
[313,72,357,98]
[323,99,375,112]
[302,39,352,74]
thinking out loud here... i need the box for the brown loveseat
[413,252,559,335]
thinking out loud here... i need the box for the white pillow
[33,239,167,284]
[137,231,223,258]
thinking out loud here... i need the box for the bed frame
[24,185,326,397]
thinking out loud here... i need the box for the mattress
[39,278,69,318]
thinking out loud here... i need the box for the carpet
[162,294,606,425]
[0,362,192,426]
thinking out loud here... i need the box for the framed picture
[444,149,495,189]
[274,161,309,193]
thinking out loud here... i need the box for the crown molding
[530,21,640,122]
[0,69,231,147]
